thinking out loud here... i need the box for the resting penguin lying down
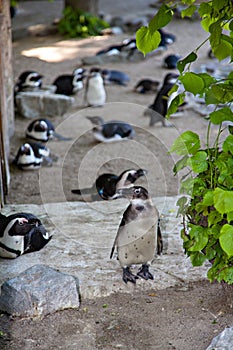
[71,168,147,201]
[0,212,52,258]
[110,186,163,284]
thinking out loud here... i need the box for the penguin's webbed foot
[122,267,139,284]
[137,264,154,280]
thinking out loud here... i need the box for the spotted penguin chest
[117,218,157,267]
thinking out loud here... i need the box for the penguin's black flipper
[157,219,163,255]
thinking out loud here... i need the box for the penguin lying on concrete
[85,70,106,107]
[71,168,147,201]
[26,118,72,142]
[0,212,52,258]
[163,54,181,69]
[53,72,86,96]
[14,142,51,170]
[159,28,176,46]
[134,79,160,94]
[110,186,162,284]
[14,71,43,94]
[86,116,135,142]
[101,69,130,86]
[144,73,179,126]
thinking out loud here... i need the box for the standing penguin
[86,116,135,142]
[71,168,147,200]
[0,212,52,258]
[26,118,72,142]
[144,73,179,126]
[85,71,106,107]
[110,186,161,284]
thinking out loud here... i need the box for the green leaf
[148,4,173,31]
[187,151,208,173]
[211,84,233,103]
[173,155,189,175]
[136,27,161,55]
[181,5,197,18]
[202,191,214,206]
[198,2,212,17]
[214,188,233,214]
[167,93,185,117]
[170,131,200,155]
[177,52,197,74]
[227,211,233,222]
[180,72,205,95]
[190,251,207,266]
[176,196,190,217]
[209,107,233,124]
[219,224,233,257]
[223,135,233,155]
[189,225,209,251]
[211,38,232,61]
[180,177,195,195]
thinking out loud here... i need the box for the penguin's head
[18,71,43,88]
[163,73,179,85]
[113,186,149,200]
[73,67,86,76]
[7,216,41,236]
[72,75,85,92]
[86,116,105,126]
[117,169,147,188]
[23,224,52,255]
[18,143,34,157]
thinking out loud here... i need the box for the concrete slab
[0,196,211,300]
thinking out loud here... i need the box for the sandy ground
[1,1,232,349]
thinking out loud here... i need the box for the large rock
[15,91,75,118]
[0,264,80,318]
[206,327,233,350]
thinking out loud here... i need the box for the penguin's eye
[134,188,140,194]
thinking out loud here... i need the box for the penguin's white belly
[87,80,106,106]
[0,233,24,258]
[117,217,157,267]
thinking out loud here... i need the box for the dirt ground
[1,1,232,349]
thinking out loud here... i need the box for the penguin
[26,118,72,142]
[101,69,130,86]
[14,71,43,94]
[71,168,147,200]
[0,212,52,259]
[14,142,51,170]
[159,29,176,46]
[53,73,85,95]
[134,79,160,94]
[86,116,135,142]
[110,186,161,284]
[85,71,106,107]
[144,73,179,127]
[163,54,181,69]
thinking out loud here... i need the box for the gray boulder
[206,327,233,350]
[15,91,74,118]
[0,264,80,318]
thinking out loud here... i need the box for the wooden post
[0,0,14,207]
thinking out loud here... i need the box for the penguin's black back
[102,122,133,138]
[53,75,75,95]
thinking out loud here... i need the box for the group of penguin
[1,28,185,283]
